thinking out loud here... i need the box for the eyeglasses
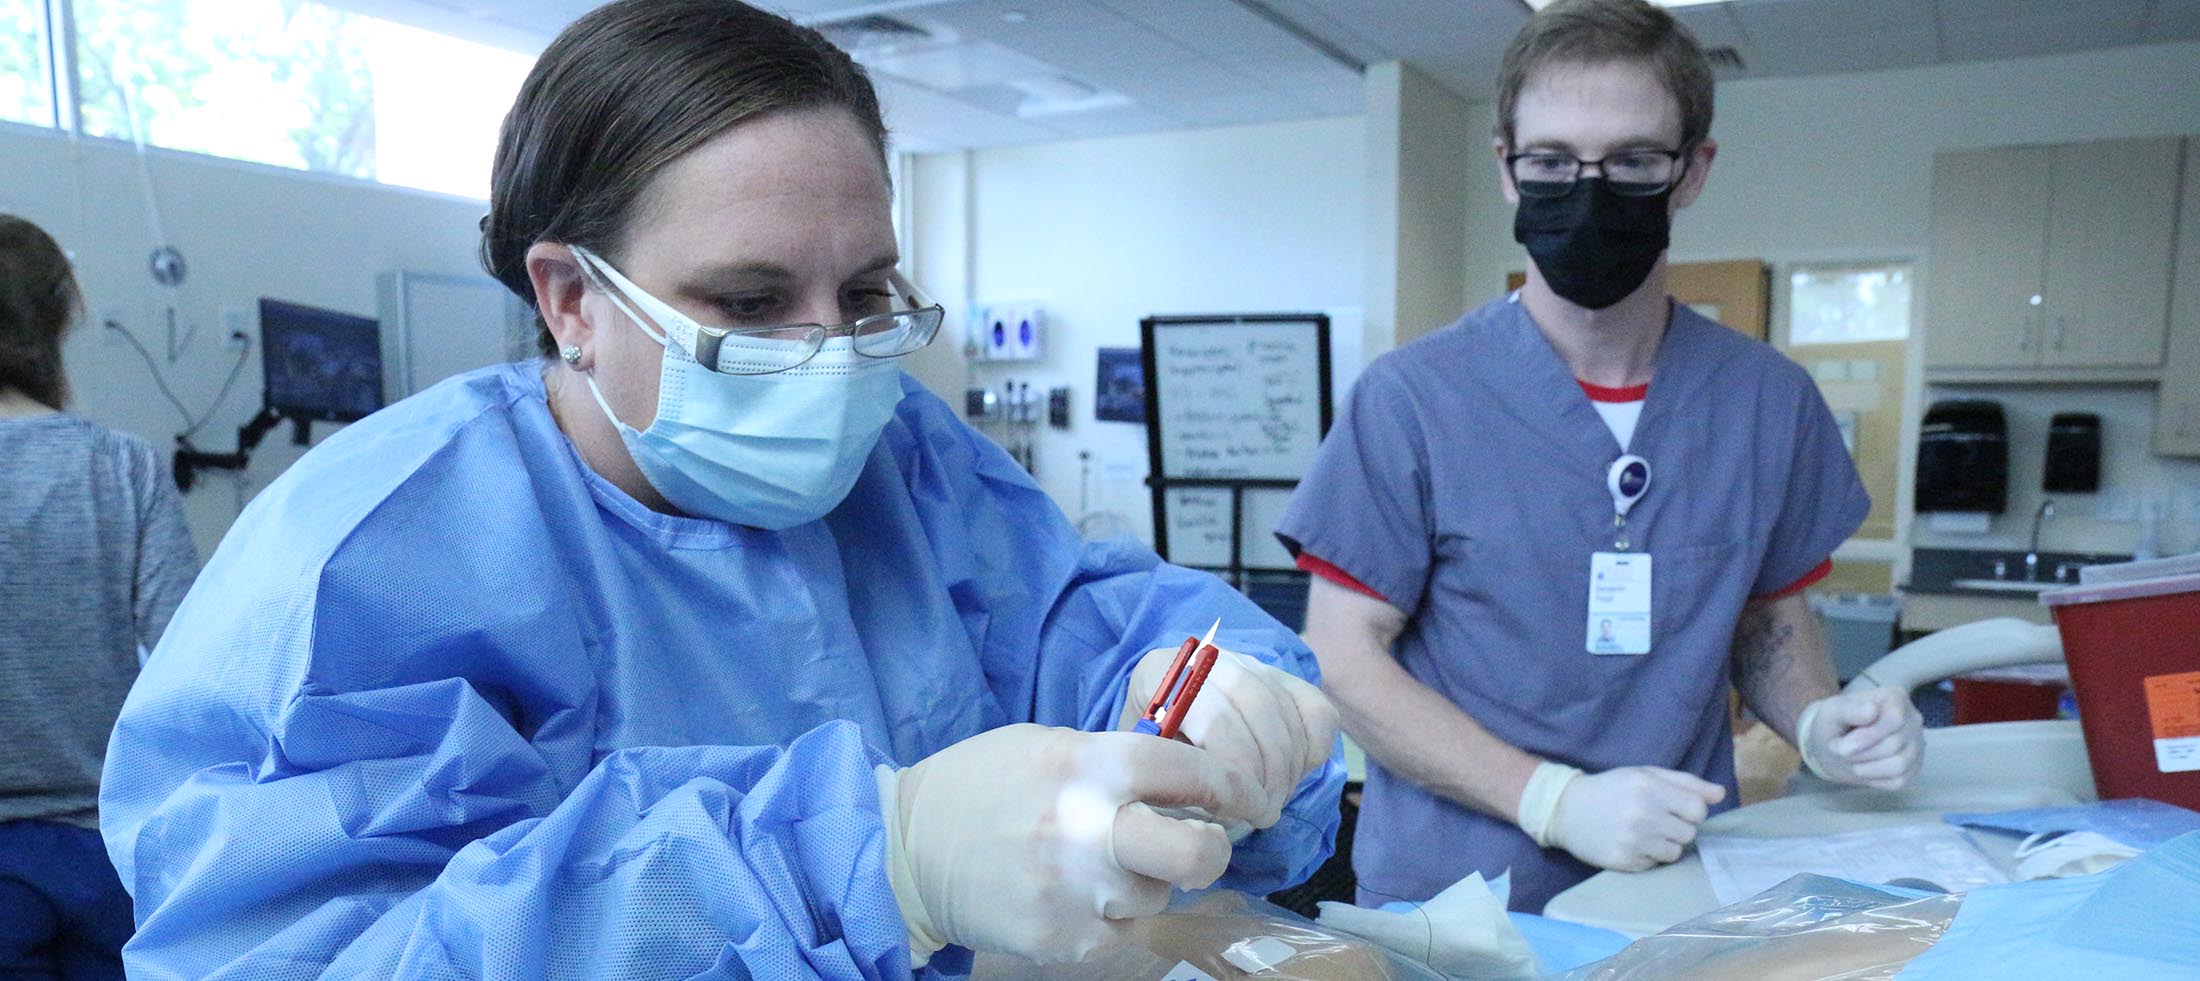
[687,272,945,376]
[1506,148,1688,198]
[579,251,944,376]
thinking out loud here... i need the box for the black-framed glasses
[1506,149,1688,198]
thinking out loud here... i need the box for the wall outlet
[98,305,134,347]
[221,304,255,352]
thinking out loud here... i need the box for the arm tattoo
[1729,597,1830,743]
[1731,602,1795,680]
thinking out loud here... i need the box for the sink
[1909,548,2133,596]
[1948,578,2062,594]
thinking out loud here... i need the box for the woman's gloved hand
[874,724,1264,965]
[1123,645,1340,827]
[1798,686,1925,790]
[1517,762,1726,872]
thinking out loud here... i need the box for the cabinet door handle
[2183,403,2196,437]
[2053,316,2068,351]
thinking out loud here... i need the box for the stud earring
[560,345,583,366]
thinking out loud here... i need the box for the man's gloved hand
[1516,762,1726,872]
[1797,686,1925,790]
[874,724,1263,965]
[1123,645,1339,827]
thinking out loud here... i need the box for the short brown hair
[480,0,889,358]
[0,214,81,409]
[1495,0,1714,150]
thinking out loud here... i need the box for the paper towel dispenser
[1917,400,2007,513]
[2043,412,2102,493]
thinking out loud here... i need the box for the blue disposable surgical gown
[100,363,1343,980]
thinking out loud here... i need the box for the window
[360,18,533,199]
[75,0,377,176]
[1786,262,1912,345]
[71,0,532,198]
[1,0,55,127]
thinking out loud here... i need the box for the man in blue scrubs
[1278,0,1924,913]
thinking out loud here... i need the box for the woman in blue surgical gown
[97,2,1342,977]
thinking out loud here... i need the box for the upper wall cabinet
[1924,137,2182,380]
[2158,141,2200,457]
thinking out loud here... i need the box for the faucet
[2025,499,2056,581]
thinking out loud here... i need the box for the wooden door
[1502,259,1768,340]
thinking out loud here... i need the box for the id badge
[1587,552,1652,655]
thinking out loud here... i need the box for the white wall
[907,115,1366,545]
[1365,61,1473,356]
[1460,39,2200,558]
[0,123,493,557]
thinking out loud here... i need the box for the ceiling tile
[2144,0,2200,37]
[317,0,2200,154]
[1671,3,1750,49]
[1939,0,2150,60]
[1032,104,1196,139]
[1745,29,1942,76]
[1275,82,1366,117]
[1731,0,1928,39]
[872,75,1064,152]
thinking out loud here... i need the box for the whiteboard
[1148,317,1328,481]
[377,271,534,399]
[1162,486,1298,571]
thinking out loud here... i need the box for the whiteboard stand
[1140,314,1332,591]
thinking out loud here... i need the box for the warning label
[2145,671,2200,774]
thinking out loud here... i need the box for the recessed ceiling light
[1001,10,1029,23]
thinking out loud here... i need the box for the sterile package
[978,890,1447,981]
[1559,874,1961,981]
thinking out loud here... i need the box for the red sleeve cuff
[1296,552,1386,602]
[1754,558,1833,602]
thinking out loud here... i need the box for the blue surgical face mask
[569,247,906,530]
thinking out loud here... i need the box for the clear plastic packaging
[1560,874,1962,981]
[974,890,1447,981]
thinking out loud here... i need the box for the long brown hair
[480,0,889,358]
[0,214,81,409]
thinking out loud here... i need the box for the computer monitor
[259,298,384,423]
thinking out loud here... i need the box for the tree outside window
[74,0,376,179]
[1,0,55,127]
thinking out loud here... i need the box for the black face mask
[1512,178,1672,310]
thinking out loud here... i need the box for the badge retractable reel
[1606,454,1651,550]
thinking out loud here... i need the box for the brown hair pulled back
[480,0,888,358]
[0,214,82,409]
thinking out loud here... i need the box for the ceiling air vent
[814,14,934,52]
[1705,45,1747,74]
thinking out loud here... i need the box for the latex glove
[1517,762,1725,872]
[1798,686,1925,790]
[874,724,1262,965]
[1124,645,1340,828]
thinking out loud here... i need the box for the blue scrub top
[100,363,1343,980]
[1276,297,1866,912]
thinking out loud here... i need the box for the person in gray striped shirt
[1,213,199,978]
